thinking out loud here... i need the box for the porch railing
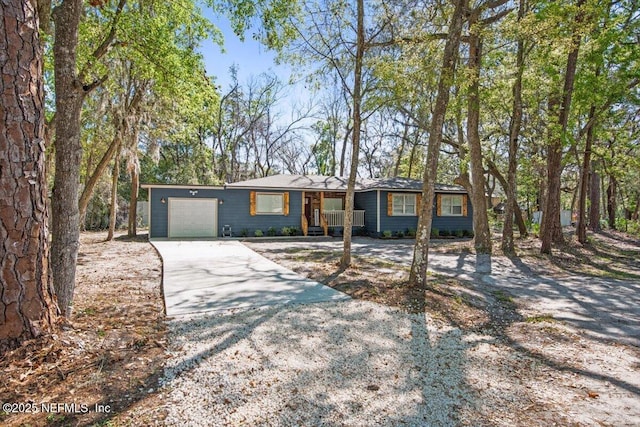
[323,210,365,227]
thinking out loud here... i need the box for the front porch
[301,191,365,236]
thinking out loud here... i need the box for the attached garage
[168,198,218,238]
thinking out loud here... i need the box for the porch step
[307,226,324,236]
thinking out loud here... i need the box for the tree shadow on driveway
[160,300,475,426]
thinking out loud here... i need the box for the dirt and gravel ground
[245,231,640,426]
[1,229,639,426]
[0,231,166,427]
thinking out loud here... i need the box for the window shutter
[387,193,393,216]
[416,193,422,214]
[250,191,256,216]
[462,194,468,216]
[436,194,442,216]
[283,192,290,216]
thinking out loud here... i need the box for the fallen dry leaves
[0,231,166,427]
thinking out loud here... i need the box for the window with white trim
[392,193,416,215]
[256,193,284,214]
[441,194,463,216]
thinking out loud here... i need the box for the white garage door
[168,198,218,238]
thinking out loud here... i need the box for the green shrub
[267,227,277,236]
[396,230,405,238]
[281,226,291,236]
[254,229,264,237]
[440,229,450,237]
[382,230,392,238]
[407,227,416,237]
[530,223,540,237]
[454,229,464,238]
[430,228,439,238]
[240,228,249,237]
[616,218,640,237]
[289,226,299,236]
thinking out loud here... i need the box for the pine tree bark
[340,0,364,269]
[410,0,467,288]
[51,0,85,316]
[1,0,58,351]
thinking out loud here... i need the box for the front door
[304,193,322,226]
[304,196,312,225]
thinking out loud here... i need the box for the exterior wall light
[160,197,166,204]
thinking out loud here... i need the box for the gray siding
[147,185,472,239]
[379,190,419,234]
[354,191,377,232]
[222,189,304,236]
[376,190,474,236]
[149,187,303,238]
[432,194,474,233]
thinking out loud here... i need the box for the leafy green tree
[410,0,468,288]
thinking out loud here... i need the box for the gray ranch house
[141,174,473,239]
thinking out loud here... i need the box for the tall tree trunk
[107,149,121,241]
[577,105,597,243]
[78,133,121,224]
[486,159,528,237]
[338,112,352,177]
[502,0,526,254]
[393,120,410,177]
[1,0,58,351]
[51,0,85,317]
[340,0,364,269]
[409,0,467,288]
[78,84,144,224]
[541,0,585,254]
[128,157,140,237]
[407,133,420,179]
[466,16,491,254]
[607,175,617,229]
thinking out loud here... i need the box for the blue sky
[199,10,292,91]
[197,8,316,129]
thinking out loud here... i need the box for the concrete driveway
[152,240,349,317]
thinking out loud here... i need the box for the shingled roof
[226,174,466,193]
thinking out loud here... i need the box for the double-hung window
[391,193,417,216]
[441,194,463,216]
